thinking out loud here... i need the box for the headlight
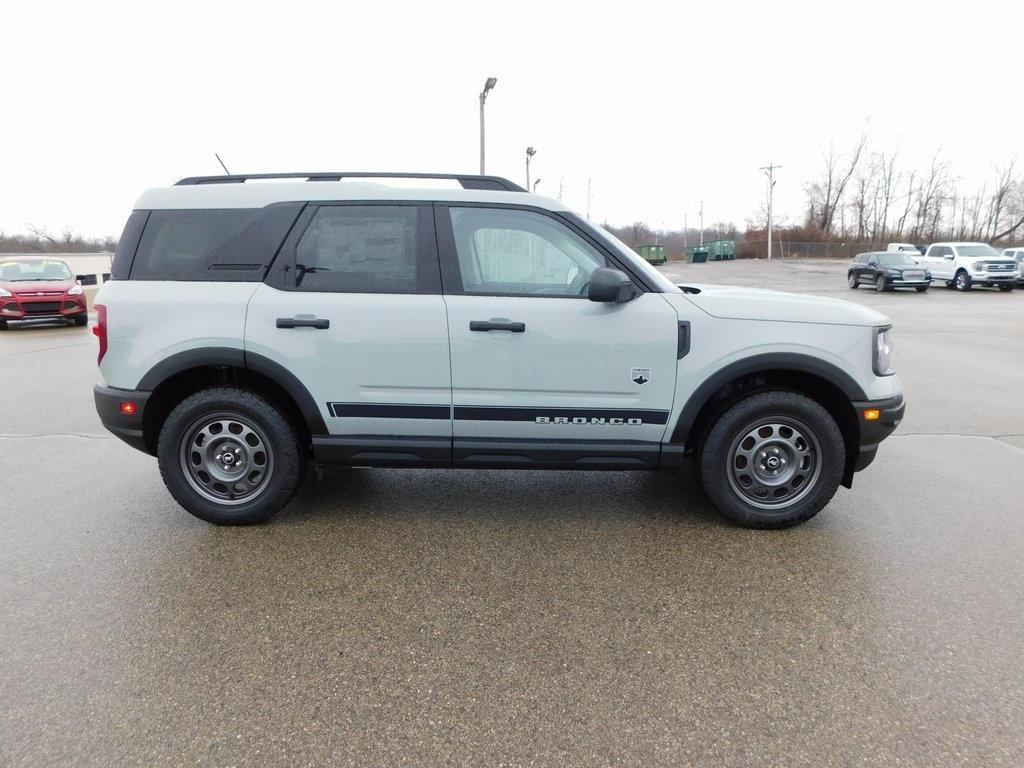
[873,327,894,376]
[887,268,902,276]
[68,285,83,295]
[971,262,987,273]
[0,286,10,297]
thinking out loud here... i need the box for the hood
[1,279,76,294]
[676,284,890,327]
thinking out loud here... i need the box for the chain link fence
[737,241,891,260]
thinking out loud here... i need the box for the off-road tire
[157,387,303,525]
[699,391,845,529]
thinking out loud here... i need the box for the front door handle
[470,320,526,333]
[276,317,330,330]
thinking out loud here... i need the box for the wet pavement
[2,260,1022,766]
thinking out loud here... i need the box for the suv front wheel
[157,387,304,524]
[699,391,845,529]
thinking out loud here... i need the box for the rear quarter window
[129,204,302,281]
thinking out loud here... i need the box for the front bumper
[972,272,1019,286]
[1,296,87,320]
[850,395,905,474]
[889,279,931,288]
[94,385,152,454]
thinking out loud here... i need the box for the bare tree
[909,151,951,241]
[805,134,867,236]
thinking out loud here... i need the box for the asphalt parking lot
[2,259,1022,767]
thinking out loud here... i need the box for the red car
[0,257,89,329]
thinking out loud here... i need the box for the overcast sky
[2,0,1021,238]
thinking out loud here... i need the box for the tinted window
[448,207,609,296]
[130,205,302,281]
[132,209,258,280]
[293,205,431,293]
[110,210,148,280]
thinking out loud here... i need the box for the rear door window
[290,205,439,293]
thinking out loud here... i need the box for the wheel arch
[670,354,865,487]
[137,347,327,455]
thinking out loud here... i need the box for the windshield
[0,259,73,281]
[956,245,1002,259]
[877,253,918,266]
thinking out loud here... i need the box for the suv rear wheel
[157,387,303,524]
[698,391,845,529]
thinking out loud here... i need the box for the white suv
[1002,248,1024,286]
[920,242,1019,291]
[93,172,904,529]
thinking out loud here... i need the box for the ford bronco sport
[93,172,904,528]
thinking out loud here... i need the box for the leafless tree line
[805,138,1024,244]
[0,225,116,254]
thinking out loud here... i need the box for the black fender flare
[136,346,327,435]
[669,352,867,446]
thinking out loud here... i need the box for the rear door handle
[276,317,330,329]
[470,320,526,333]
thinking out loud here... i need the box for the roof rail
[174,172,527,192]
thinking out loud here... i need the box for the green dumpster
[686,245,709,263]
[636,244,666,265]
[685,240,735,263]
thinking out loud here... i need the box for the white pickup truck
[919,242,1019,291]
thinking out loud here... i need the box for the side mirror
[588,267,641,303]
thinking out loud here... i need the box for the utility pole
[683,213,688,249]
[760,163,781,260]
[479,77,497,174]
[525,146,536,190]
[586,177,594,219]
[557,177,564,202]
[697,200,705,245]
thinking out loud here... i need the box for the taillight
[93,304,107,364]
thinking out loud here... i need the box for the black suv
[848,252,931,292]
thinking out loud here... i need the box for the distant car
[919,242,1019,291]
[0,257,89,329]
[1002,248,1024,286]
[848,251,931,292]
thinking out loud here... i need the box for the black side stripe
[326,403,671,425]
[454,406,669,424]
[327,403,450,419]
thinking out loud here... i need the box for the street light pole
[760,162,781,260]
[525,146,536,190]
[479,77,497,175]
[532,177,542,193]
